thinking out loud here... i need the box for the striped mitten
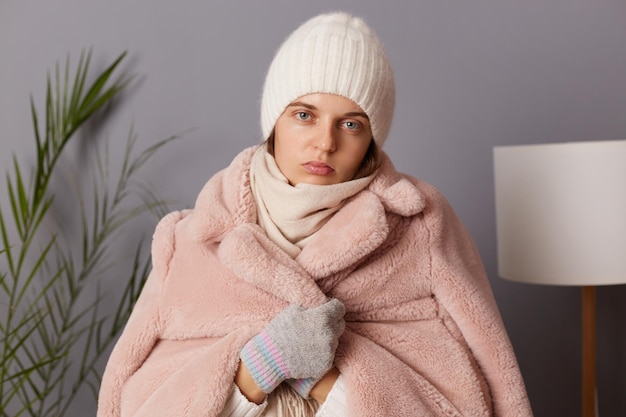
[240,299,345,394]
[287,377,318,399]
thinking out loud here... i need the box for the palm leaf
[1,49,180,416]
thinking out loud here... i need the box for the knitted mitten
[240,299,345,393]
[286,377,319,399]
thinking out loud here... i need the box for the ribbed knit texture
[260,12,395,147]
[240,300,345,395]
[286,377,317,399]
[249,145,375,258]
[240,329,291,393]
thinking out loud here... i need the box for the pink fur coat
[97,146,532,416]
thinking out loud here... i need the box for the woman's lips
[302,161,335,176]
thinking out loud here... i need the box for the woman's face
[273,93,373,186]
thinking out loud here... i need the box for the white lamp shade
[493,140,626,286]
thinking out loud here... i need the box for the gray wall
[2,1,626,416]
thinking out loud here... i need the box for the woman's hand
[308,367,340,404]
[235,361,267,404]
[235,364,340,405]
[238,299,345,396]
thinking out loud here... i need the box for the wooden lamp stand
[582,286,597,417]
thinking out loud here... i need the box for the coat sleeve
[424,188,533,416]
[97,211,184,417]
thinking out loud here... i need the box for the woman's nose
[313,122,337,152]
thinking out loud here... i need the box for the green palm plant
[0,50,178,416]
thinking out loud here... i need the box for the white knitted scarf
[249,145,375,258]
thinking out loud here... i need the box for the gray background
[2,1,626,416]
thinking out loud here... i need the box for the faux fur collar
[185,146,426,280]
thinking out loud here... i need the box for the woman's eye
[295,111,311,121]
[343,121,361,130]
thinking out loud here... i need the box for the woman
[97,12,533,417]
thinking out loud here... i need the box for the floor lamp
[493,139,626,417]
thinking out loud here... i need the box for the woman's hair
[264,132,381,180]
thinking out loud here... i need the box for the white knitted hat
[260,12,395,147]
